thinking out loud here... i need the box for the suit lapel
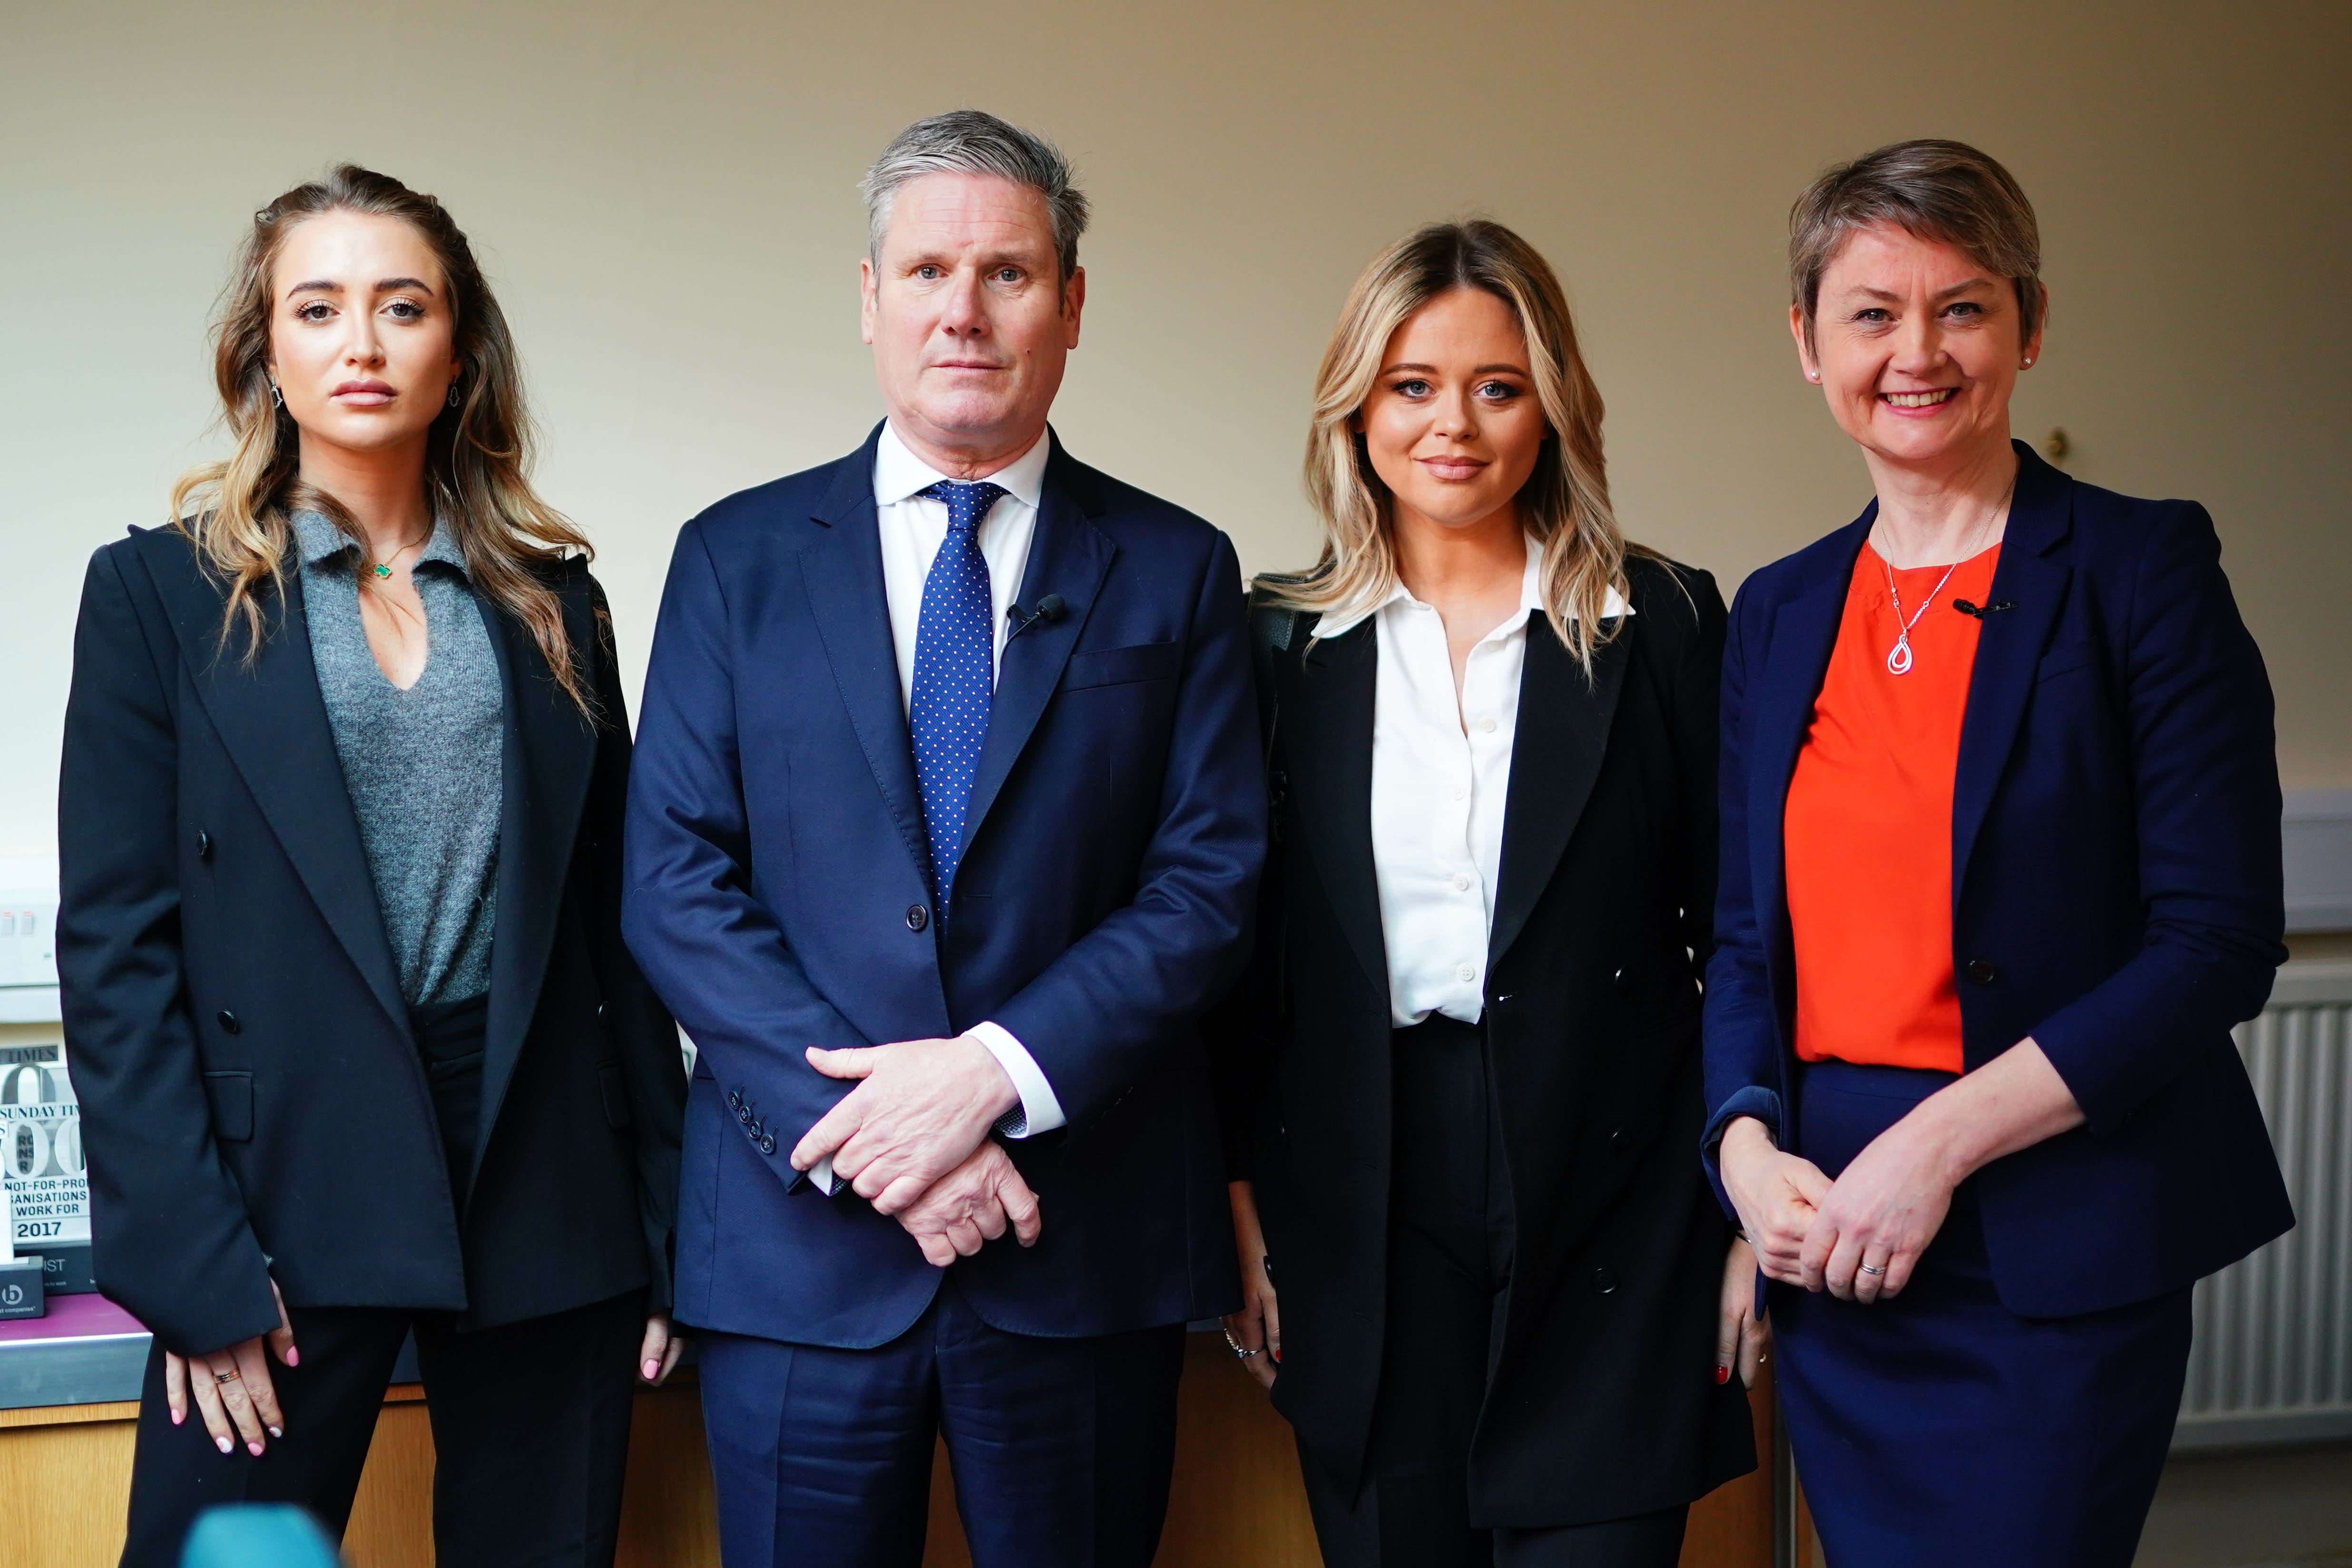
[148,552,409,1037]
[1749,515,1870,966]
[1288,622,1389,1003]
[474,585,598,1164]
[958,438,1115,863]
[1488,615,1629,968]
[1951,444,2073,901]
[801,433,933,883]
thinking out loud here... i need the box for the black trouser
[120,1288,645,1568]
[1298,1015,1688,1568]
[123,996,643,1568]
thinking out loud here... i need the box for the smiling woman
[1212,221,1757,1568]
[1703,140,2293,1568]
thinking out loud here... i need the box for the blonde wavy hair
[169,165,598,716]
[1264,219,1644,674]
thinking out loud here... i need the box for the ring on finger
[1858,1262,1887,1278]
[214,1369,241,1384]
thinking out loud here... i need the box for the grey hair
[861,110,1090,282]
[1790,138,2043,348]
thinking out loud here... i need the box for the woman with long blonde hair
[1212,221,1757,1567]
[58,166,684,1568]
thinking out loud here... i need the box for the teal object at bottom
[181,1504,341,1568]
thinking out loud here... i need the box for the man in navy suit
[622,111,1264,1568]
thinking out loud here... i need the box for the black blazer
[1214,555,1754,1525]
[58,525,685,1357]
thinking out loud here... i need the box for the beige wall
[3,0,2346,864]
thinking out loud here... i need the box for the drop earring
[269,383,283,409]
[447,382,461,409]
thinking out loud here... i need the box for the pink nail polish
[643,1361,660,1379]
[248,1441,265,1456]
[171,1411,184,1426]
[284,1348,299,1367]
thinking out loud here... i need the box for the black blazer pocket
[1061,640,1181,691]
[2035,641,2099,684]
[598,1063,633,1130]
[202,1071,254,1142]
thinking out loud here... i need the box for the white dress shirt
[1313,539,1631,1028]
[846,423,1065,1168]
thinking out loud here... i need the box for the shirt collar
[873,420,1051,511]
[1312,533,1560,641]
[290,508,469,576]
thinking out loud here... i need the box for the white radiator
[2175,960,2352,1450]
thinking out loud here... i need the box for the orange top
[1784,540,2002,1074]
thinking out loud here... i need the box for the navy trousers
[696,1277,1186,1568]
[1774,1061,2193,1568]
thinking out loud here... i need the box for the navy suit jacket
[623,424,1261,1346]
[1703,443,2293,1318]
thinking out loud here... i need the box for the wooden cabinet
[0,1337,1776,1567]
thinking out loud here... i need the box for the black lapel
[474,579,598,1161]
[800,427,933,883]
[1286,621,1389,1003]
[1951,442,2073,897]
[960,435,1114,863]
[1748,514,1871,959]
[143,546,408,1037]
[1487,614,1629,967]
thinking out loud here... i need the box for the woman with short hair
[59,166,686,1568]
[1705,139,2292,1567]
[1214,219,1758,1568]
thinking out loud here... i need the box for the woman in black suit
[1213,221,1756,1568]
[58,166,686,1568]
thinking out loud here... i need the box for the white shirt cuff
[966,1021,1066,1137]
[807,1153,846,1196]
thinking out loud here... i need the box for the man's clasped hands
[790,1036,1043,1266]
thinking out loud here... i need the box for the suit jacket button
[195,830,213,861]
[905,904,929,932]
[1611,967,1630,990]
[216,1010,241,1035]
[1590,1267,1619,1295]
[597,1001,609,1022]
[1607,1128,1625,1151]
[1966,959,1998,985]
[760,1137,777,1155]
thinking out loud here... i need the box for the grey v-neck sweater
[293,509,503,1007]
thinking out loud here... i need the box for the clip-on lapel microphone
[1951,598,2018,619]
[1005,593,1067,645]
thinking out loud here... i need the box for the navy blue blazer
[1703,443,2293,1319]
[622,424,1262,1347]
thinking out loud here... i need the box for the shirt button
[1456,963,1476,983]
[1453,873,1471,892]
[1477,717,1496,734]
[1451,787,1467,802]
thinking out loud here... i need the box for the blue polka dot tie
[910,480,1008,915]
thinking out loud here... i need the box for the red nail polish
[1715,1365,1730,1384]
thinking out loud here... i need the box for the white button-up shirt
[1313,539,1630,1028]
[834,423,1064,1169]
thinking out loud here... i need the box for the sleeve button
[1966,959,1998,985]
[906,904,930,932]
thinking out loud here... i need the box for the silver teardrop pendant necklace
[1879,506,2003,676]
